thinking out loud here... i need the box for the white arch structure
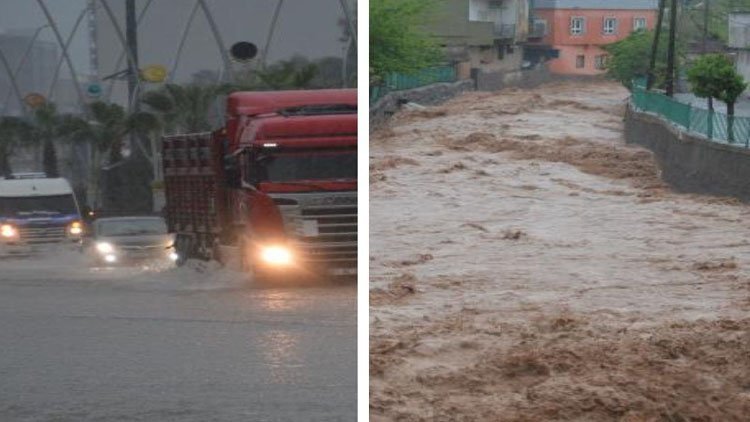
[47,8,89,101]
[0,48,27,117]
[35,0,88,110]
[0,24,48,115]
[0,0,359,115]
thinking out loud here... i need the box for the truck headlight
[1,224,17,238]
[96,242,114,254]
[69,221,83,235]
[260,245,292,266]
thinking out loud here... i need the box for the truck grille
[289,204,357,265]
[18,226,67,243]
[119,244,164,251]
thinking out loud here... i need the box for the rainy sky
[0,0,353,80]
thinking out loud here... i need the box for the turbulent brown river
[370,81,750,421]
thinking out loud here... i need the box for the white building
[729,12,750,95]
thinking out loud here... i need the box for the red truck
[162,89,357,280]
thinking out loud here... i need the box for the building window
[595,55,608,69]
[576,55,585,68]
[633,17,647,31]
[603,18,618,35]
[498,44,505,60]
[570,17,585,35]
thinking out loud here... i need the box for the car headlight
[96,242,114,254]
[69,221,83,235]
[260,245,293,266]
[1,224,17,238]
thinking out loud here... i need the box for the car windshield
[0,195,78,217]
[253,151,357,183]
[97,219,168,237]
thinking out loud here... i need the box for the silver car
[81,216,178,266]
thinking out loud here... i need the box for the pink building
[530,0,658,75]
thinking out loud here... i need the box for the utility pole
[665,0,678,97]
[703,0,710,53]
[125,0,139,115]
[125,0,152,211]
[648,0,666,90]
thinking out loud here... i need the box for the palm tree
[140,83,225,134]
[61,101,159,208]
[28,103,64,177]
[0,117,32,178]
[255,60,319,90]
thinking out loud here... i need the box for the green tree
[140,84,225,134]
[0,117,32,177]
[687,54,747,142]
[28,103,64,177]
[603,29,672,90]
[254,59,319,90]
[370,0,443,78]
[61,101,159,207]
[683,0,750,43]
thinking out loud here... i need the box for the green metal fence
[370,66,457,105]
[631,84,750,147]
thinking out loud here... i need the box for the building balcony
[528,20,547,39]
[495,24,516,40]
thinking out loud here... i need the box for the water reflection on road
[0,247,356,421]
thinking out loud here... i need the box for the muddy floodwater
[370,81,750,421]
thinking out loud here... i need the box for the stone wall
[474,65,554,91]
[370,66,561,129]
[625,105,750,201]
[369,80,475,129]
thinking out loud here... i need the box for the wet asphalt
[0,250,356,421]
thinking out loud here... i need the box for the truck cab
[231,94,357,277]
[163,89,357,280]
[0,176,83,249]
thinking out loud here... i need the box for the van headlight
[1,224,17,238]
[96,242,114,254]
[69,221,83,235]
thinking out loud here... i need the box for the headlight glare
[96,242,114,254]
[0,224,17,238]
[260,245,292,266]
[69,221,83,235]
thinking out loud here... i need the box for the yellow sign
[24,93,46,109]
[140,65,168,83]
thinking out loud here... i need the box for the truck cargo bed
[162,133,221,235]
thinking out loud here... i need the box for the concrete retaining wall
[370,66,559,129]
[475,66,554,91]
[370,80,475,128]
[625,105,750,201]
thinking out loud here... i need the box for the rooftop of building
[535,0,658,10]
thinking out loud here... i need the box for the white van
[0,176,83,246]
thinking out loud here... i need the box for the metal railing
[631,80,750,147]
[370,65,458,105]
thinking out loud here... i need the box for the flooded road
[370,81,750,421]
[0,250,356,421]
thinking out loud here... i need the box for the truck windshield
[0,195,78,217]
[255,151,357,182]
[97,219,168,237]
